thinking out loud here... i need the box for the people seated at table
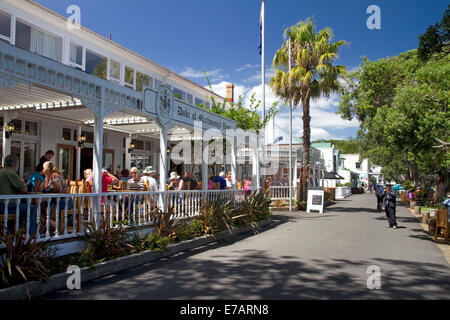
[243,176,252,194]
[208,177,215,190]
[121,168,130,182]
[83,169,93,182]
[102,169,118,193]
[168,172,181,190]
[213,172,227,190]
[27,163,45,192]
[180,172,199,190]
[226,172,232,189]
[0,154,37,234]
[128,167,146,191]
[141,167,158,192]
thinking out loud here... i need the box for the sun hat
[169,172,180,180]
[143,166,155,174]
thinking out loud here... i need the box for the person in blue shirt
[213,172,227,190]
[27,163,45,192]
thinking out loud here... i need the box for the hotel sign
[143,86,236,132]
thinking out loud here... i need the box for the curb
[0,219,271,300]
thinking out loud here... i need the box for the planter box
[0,219,271,300]
[422,211,430,224]
[409,201,416,209]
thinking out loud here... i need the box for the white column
[93,88,104,228]
[202,140,208,191]
[159,127,168,211]
[230,135,237,190]
[125,136,132,169]
[252,136,260,191]
[2,113,11,167]
[75,125,81,180]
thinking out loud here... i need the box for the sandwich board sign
[307,189,325,214]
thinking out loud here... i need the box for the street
[43,193,450,300]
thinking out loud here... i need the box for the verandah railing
[0,189,248,243]
[268,186,297,200]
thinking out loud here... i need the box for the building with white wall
[0,0,235,182]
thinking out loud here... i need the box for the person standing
[38,150,54,167]
[384,184,398,229]
[375,183,384,212]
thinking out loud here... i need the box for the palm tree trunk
[298,87,311,204]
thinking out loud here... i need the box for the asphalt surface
[43,193,450,300]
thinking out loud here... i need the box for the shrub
[81,216,132,263]
[140,233,171,252]
[0,223,52,290]
[150,207,180,238]
[197,197,236,235]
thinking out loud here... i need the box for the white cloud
[180,66,222,79]
[243,68,275,83]
[235,64,260,72]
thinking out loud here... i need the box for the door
[57,144,75,180]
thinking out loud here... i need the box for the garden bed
[0,218,271,300]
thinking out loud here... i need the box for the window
[85,50,107,79]
[11,119,22,134]
[62,128,72,141]
[145,141,151,151]
[131,139,144,150]
[173,87,185,100]
[81,131,94,144]
[0,10,11,42]
[124,66,134,89]
[195,98,205,107]
[69,42,83,67]
[25,121,38,136]
[186,94,193,104]
[109,59,121,83]
[356,162,361,169]
[136,72,152,92]
[154,79,162,89]
[16,20,62,62]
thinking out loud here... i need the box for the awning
[324,171,344,180]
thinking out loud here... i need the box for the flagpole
[261,0,265,190]
[288,38,292,213]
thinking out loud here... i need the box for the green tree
[270,18,347,202]
[339,50,449,203]
[418,5,450,62]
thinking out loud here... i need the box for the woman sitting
[39,161,72,233]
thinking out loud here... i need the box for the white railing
[268,186,297,200]
[0,189,250,243]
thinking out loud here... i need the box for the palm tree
[270,18,347,203]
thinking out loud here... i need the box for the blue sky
[36,0,449,142]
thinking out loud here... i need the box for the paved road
[44,193,450,300]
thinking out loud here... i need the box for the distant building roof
[311,142,332,148]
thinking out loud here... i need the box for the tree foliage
[338,48,449,202]
[312,139,360,154]
[270,17,347,202]
[418,5,449,62]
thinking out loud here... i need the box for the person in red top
[101,169,118,203]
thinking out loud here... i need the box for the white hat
[143,166,155,174]
[169,172,180,180]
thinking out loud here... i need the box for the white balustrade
[269,186,297,200]
[0,189,252,243]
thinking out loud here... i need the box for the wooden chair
[434,208,449,241]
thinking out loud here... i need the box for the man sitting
[213,172,227,190]
[0,154,37,234]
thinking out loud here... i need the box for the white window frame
[108,58,121,84]
[0,9,12,43]
[124,65,135,90]
[68,40,84,70]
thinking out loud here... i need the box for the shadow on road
[44,248,450,300]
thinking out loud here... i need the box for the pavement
[43,193,450,300]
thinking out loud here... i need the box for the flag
[273,136,283,144]
[258,2,263,55]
